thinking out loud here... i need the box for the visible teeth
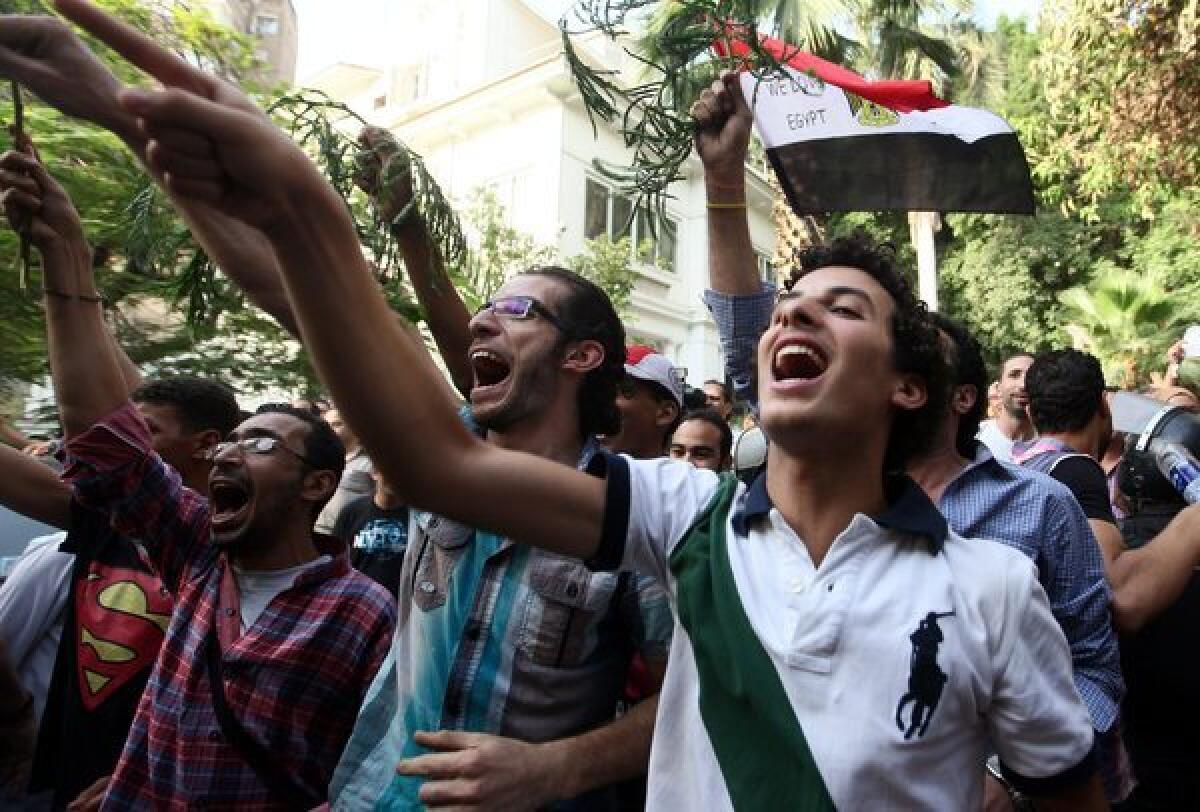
[775,345,823,368]
[471,350,502,363]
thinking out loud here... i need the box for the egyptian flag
[716,35,1035,215]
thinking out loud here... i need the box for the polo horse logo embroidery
[895,610,955,740]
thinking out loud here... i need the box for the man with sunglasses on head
[0,134,395,809]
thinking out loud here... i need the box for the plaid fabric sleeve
[701,284,777,412]
[62,401,211,591]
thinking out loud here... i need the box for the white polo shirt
[591,456,1095,810]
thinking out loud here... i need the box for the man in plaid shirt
[63,403,396,809]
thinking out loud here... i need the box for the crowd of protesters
[0,3,1198,810]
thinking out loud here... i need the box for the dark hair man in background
[331,463,408,596]
[977,352,1036,462]
[314,406,374,535]
[910,319,1126,803]
[670,409,733,472]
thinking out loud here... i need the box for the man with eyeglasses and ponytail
[0,139,395,808]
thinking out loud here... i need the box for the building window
[253,14,279,36]
[756,252,774,282]
[584,178,677,271]
[373,95,387,110]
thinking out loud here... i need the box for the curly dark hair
[1026,349,1106,434]
[131,377,240,437]
[929,313,988,458]
[787,233,950,472]
[521,266,626,439]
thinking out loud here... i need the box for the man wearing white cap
[602,345,684,459]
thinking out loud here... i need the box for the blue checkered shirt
[702,284,776,410]
[941,445,1123,732]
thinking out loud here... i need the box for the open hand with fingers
[396,730,571,811]
[691,69,754,186]
[0,149,86,253]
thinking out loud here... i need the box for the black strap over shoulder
[205,628,320,808]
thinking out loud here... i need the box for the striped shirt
[64,402,396,810]
[330,439,672,810]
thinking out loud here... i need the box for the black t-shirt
[1047,455,1118,525]
[29,502,171,809]
[332,496,408,597]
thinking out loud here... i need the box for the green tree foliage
[936,11,1200,383]
[1035,0,1199,216]
[447,189,556,312]
[1060,268,1196,388]
[0,0,259,387]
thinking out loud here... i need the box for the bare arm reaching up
[355,126,474,397]
[692,71,759,296]
[0,149,126,436]
[0,442,71,528]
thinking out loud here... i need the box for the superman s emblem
[75,565,172,711]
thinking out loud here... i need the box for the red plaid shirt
[64,403,396,810]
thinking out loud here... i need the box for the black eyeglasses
[475,295,565,332]
[211,436,315,467]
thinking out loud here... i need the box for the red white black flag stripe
[717,35,1036,215]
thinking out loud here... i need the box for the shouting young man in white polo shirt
[58,12,1104,808]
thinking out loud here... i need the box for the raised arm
[693,71,775,408]
[693,70,760,296]
[0,149,126,436]
[355,127,473,396]
[0,14,299,335]
[52,0,608,559]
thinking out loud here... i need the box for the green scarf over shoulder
[669,475,836,812]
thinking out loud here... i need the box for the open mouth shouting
[469,346,513,399]
[771,338,829,391]
[209,475,254,542]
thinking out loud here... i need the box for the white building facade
[305,0,776,385]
